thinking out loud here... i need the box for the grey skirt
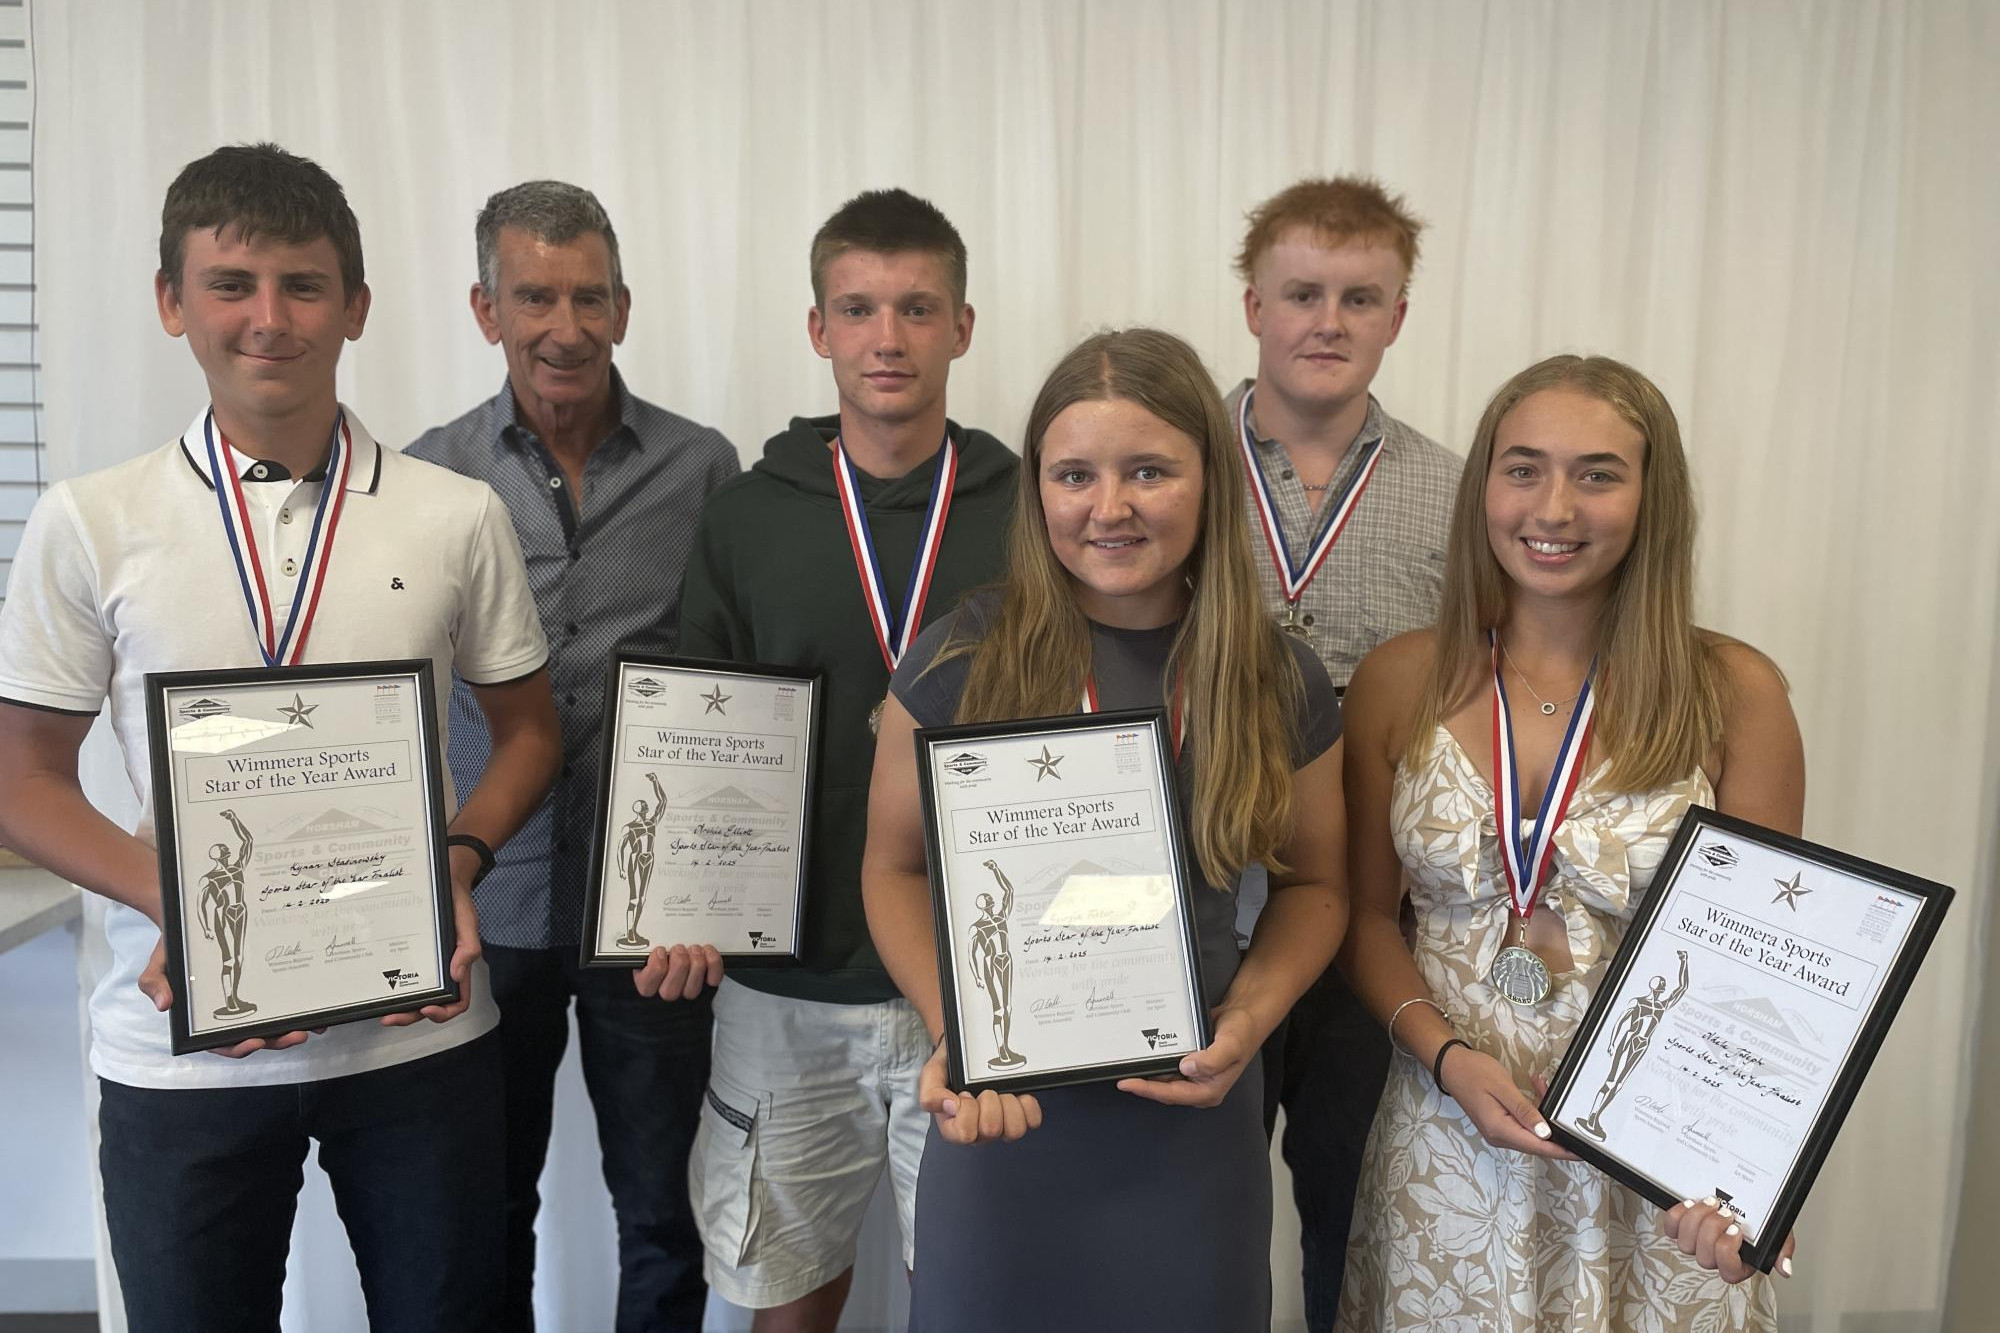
[909,1053,1270,1333]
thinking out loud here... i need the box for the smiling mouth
[241,350,301,364]
[1524,538,1583,555]
[1088,537,1143,549]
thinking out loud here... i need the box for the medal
[833,431,956,736]
[1487,628,1597,1005]
[1489,945,1552,1005]
[1237,386,1384,644]
[205,409,352,668]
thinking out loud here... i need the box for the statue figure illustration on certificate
[1576,949,1689,1139]
[970,859,1026,1069]
[196,809,257,1018]
[615,772,667,950]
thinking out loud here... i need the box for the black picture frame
[915,708,1213,1094]
[145,659,457,1056]
[578,651,819,968]
[1540,805,1954,1272]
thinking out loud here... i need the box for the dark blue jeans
[99,1030,504,1333]
[1261,966,1392,1333]
[486,943,712,1333]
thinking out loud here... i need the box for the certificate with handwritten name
[1542,806,1952,1273]
[915,709,1209,1093]
[144,661,456,1055]
[580,654,818,966]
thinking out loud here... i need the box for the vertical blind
[0,0,37,604]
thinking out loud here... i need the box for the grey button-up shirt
[1225,379,1461,692]
[407,370,740,948]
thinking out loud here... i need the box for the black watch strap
[446,833,497,887]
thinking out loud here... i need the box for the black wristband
[446,833,496,887]
[1431,1037,1470,1090]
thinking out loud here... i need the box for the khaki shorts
[690,978,931,1308]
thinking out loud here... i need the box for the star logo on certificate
[701,685,731,716]
[1027,746,1064,782]
[279,693,318,729]
[1771,872,1811,911]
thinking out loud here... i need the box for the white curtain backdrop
[31,2,2000,1330]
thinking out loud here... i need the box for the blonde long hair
[1410,354,1726,792]
[936,328,1304,886]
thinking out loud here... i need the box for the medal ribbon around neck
[832,431,957,672]
[1081,672,1185,760]
[1488,628,1597,922]
[1237,386,1386,613]
[205,409,352,668]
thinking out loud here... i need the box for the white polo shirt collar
[175,405,384,494]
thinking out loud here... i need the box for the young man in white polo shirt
[0,143,561,1333]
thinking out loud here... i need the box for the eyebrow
[1498,444,1633,466]
[511,282,611,297]
[830,290,948,306]
[196,265,332,285]
[1043,452,1183,469]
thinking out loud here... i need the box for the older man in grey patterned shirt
[1227,176,1459,1332]
[407,180,738,1333]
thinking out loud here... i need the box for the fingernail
[1717,1206,1734,1220]
[1779,1257,1793,1278]
[1725,1224,1740,1238]
[1680,1200,1696,1210]
[1702,1196,1718,1207]
[1534,1122,1552,1139]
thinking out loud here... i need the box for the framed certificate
[1541,806,1953,1272]
[580,653,818,967]
[145,661,457,1055]
[916,709,1211,1094]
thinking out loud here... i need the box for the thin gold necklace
[1498,637,1582,717]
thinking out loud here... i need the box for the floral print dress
[1335,727,1778,1333]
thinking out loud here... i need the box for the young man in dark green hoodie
[641,188,1016,1330]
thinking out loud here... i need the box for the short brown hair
[159,142,365,298]
[1234,176,1424,292]
[809,188,967,308]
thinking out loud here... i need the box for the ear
[1386,295,1409,347]
[470,283,503,346]
[343,283,372,342]
[1242,285,1263,339]
[951,303,975,360]
[155,270,186,338]
[806,304,831,360]
[611,285,632,346]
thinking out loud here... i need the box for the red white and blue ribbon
[1081,672,1185,760]
[1489,628,1596,921]
[204,410,352,668]
[1237,386,1385,612]
[833,431,957,671]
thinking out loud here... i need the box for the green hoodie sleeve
[675,505,748,661]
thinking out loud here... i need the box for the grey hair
[475,180,624,294]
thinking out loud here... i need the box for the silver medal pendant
[1489,944,1552,1005]
[1539,701,1557,716]
[1280,604,1312,640]
[868,697,886,735]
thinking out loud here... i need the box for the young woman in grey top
[863,328,1346,1331]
